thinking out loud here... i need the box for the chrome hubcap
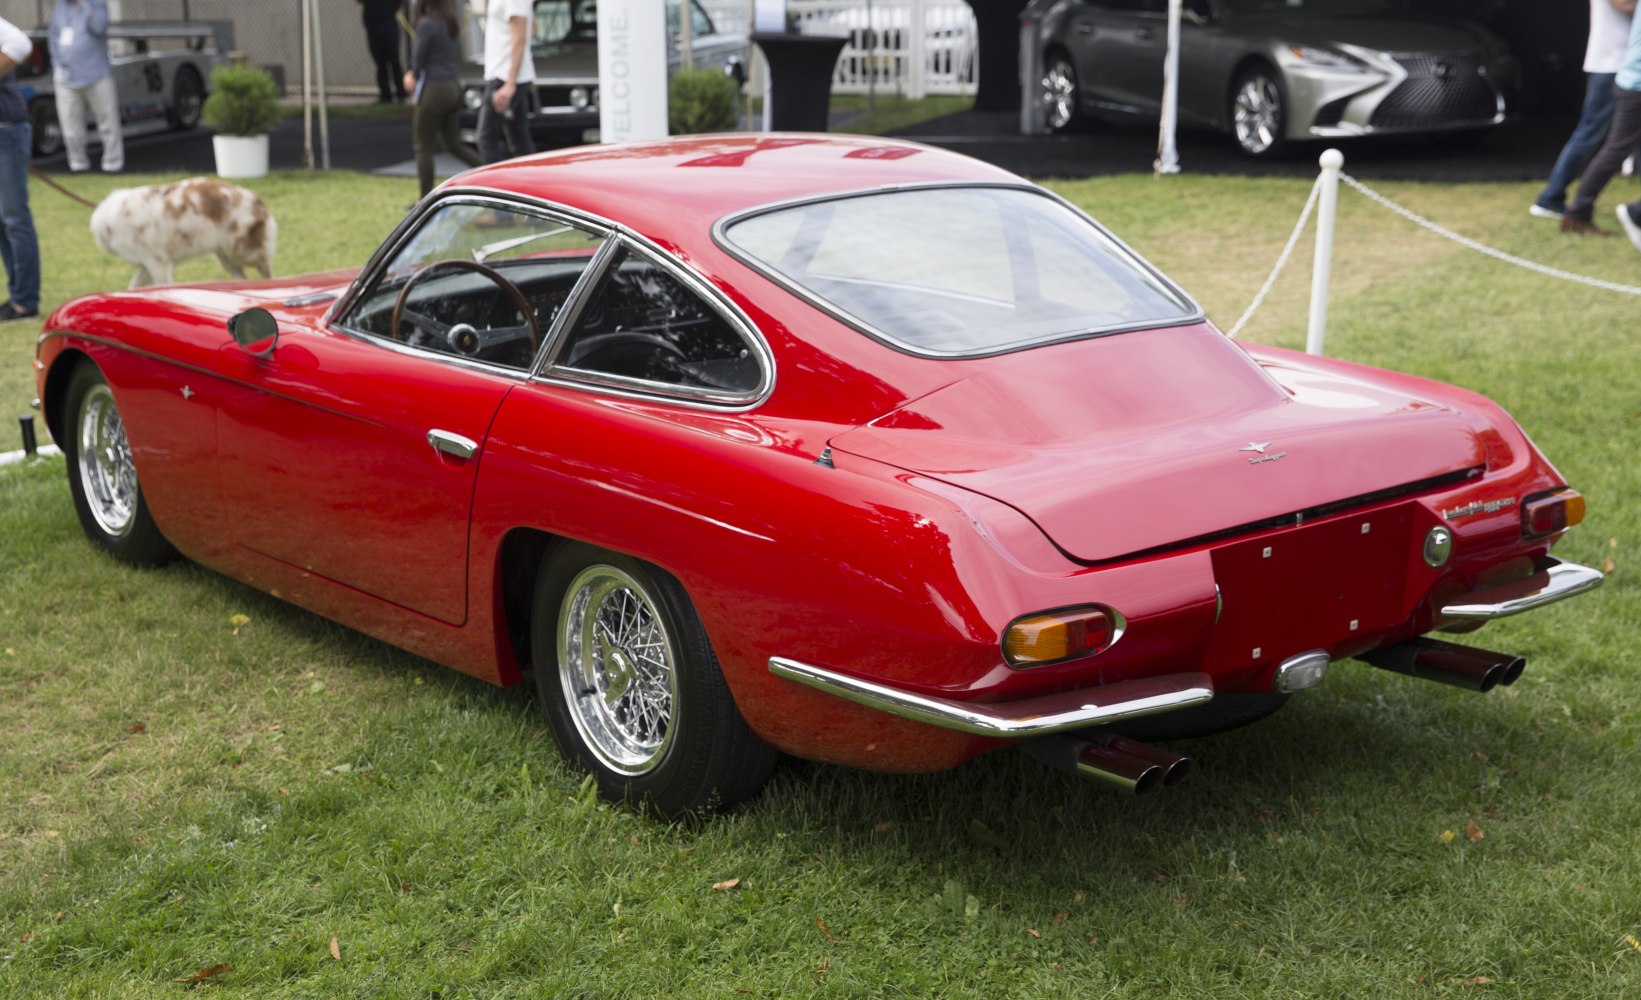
[1233,75,1281,153]
[77,383,137,538]
[1042,59,1076,130]
[558,565,677,775]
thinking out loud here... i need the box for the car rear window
[721,186,1196,357]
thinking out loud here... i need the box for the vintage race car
[34,135,1601,816]
[18,21,227,158]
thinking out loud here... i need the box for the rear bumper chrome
[767,657,1214,738]
[1441,557,1604,621]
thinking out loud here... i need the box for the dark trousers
[413,79,482,197]
[476,79,534,165]
[1566,85,1641,222]
[365,20,406,101]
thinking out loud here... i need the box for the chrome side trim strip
[767,657,1214,738]
[1441,557,1605,621]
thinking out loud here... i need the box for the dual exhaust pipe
[1025,732,1192,797]
[1357,637,1526,693]
[1027,639,1523,794]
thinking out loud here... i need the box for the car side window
[552,245,762,396]
[340,202,607,372]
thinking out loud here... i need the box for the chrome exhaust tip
[1357,637,1526,693]
[1024,733,1191,796]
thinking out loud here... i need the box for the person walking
[1562,11,1641,242]
[403,0,480,198]
[48,0,122,173]
[477,0,533,165]
[0,15,41,321]
[360,0,409,104]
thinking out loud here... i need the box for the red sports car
[34,135,1602,816]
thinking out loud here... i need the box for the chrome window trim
[537,234,774,408]
[711,180,1205,361]
[328,188,774,408]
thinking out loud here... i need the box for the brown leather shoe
[1560,216,1614,236]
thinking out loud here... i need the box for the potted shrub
[669,68,740,135]
[203,62,280,179]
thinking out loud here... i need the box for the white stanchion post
[1307,148,1343,356]
[1155,0,1181,175]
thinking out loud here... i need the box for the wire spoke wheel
[558,564,680,775]
[77,382,138,538]
[533,543,777,817]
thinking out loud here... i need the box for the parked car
[17,20,228,159]
[457,0,747,147]
[35,134,1601,817]
[1024,0,1519,157]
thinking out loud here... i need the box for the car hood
[828,326,1492,564]
[1228,16,1493,54]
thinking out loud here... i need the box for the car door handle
[427,429,479,460]
[1136,27,1155,40]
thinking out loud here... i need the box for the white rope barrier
[1224,175,1321,339]
[1224,158,1641,348]
[1339,172,1641,297]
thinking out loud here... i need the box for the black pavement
[28,105,1583,184]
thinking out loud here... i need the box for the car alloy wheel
[557,563,680,775]
[171,66,205,129]
[1042,54,1079,132]
[1232,68,1286,157]
[30,98,62,157]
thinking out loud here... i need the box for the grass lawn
[2,164,1639,997]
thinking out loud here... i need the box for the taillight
[1002,605,1125,668]
[1522,488,1585,538]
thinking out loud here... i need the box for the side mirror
[228,307,279,357]
[725,57,747,88]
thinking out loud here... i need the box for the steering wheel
[389,258,541,361]
[564,330,688,370]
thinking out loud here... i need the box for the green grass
[3,168,1641,996]
[829,94,975,135]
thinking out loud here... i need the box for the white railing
[701,0,978,98]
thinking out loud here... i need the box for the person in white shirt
[1529,0,1634,222]
[477,0,534,165]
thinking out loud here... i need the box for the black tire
[61,362,178,566]
[1041,51,1081,133]
[1230,64,1290,158]
[170,65,205,130]
[531,542,776,818]
[29,97,62,158]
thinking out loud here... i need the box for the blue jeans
[0,121,40,311]
[1536,73,1622,211]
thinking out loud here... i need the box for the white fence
[702,0,978,99]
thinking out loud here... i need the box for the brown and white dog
[91,178,277,289]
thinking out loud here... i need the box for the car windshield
[723,187,1195,356]
[1217,0,1481,16]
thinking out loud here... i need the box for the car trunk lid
[828,326,1489,563]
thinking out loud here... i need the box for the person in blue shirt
[48,0,122,173]
[0,15,40,321]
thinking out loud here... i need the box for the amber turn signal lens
[1003,606,1123,668]
[1522,489,1585,538]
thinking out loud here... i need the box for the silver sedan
[1025,0,1519,157]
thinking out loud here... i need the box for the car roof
[447,133,1024,247]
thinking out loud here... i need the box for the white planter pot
[212,134,269,179]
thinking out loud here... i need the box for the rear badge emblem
[1443,497,1516,520]
[1240,441,1287,465]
